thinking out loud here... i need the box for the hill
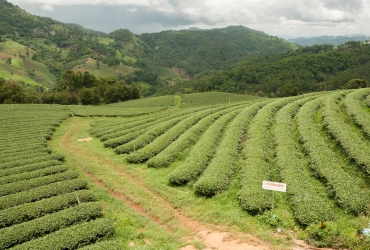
[138,26,299,76]
[289,35,370,47]
[0,0,300,95]
[175,42,370,97]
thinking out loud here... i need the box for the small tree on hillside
[80,88,100,105]
[344,78,369,89]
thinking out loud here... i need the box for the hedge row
[126,105,238,163]
[0,145,48,157]
[0,151,50,164]
[343,88,370,138]
[238,97,297,212]
[169,109,242,184]
[0,160,63,178]
[274,97,334,225]
[0,202,102,249]
[322,92,370,174]
[91,106,206,138]
[0,154,64,170]
[0,179,88,209]
[0,190,94,228]
[0,143,46,155]
[0,171,78,197]
[0,149,51,163]
[105,128,149,148]
[296,96,370,214]
[147,107,240,168]
[10,218,115,250]
[0,140,47,152]
[103,106,221,148]
[91,113,169,138]
[114,114,193,154]
[99,111,184,142]
[0,165,67,185]
[78,241,122,250]
[194,103,266,196]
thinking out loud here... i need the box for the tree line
[165,42,370,97]
[0,71,140,105]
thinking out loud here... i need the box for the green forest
[1,0,370,105]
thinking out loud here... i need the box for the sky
[7,0,370,38]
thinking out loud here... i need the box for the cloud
[7,0,370,37]
[41,4,54,11]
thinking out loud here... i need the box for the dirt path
[59,118,329,250]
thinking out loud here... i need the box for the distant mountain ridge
[289,35,370,47]
[0,0,300,94]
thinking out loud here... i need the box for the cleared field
[0,39,54,89]
[73,58,137,78]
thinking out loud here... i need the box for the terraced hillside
[1,90,369,249]
[0,105,118,249]
[90,90,370,248]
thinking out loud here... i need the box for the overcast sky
[7,0,370,38]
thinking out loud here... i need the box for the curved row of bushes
[114,114,194,154]
[194,102,267,196]
[296,96,369,214]
[147,107,242,168]
[10,218,115,250]
[0,190,94,228]
[126,105,245,163]
[0,202,102,249]
[169,109,242,184]
[322,92,370,174]
[0,179,88,210]
[343,88,370,138]
[238,97,297,212]
[0,154,64,170]
[0,171,78,197]
[0,165,67,185]
[274,97,334,225]
[0,160,63,178]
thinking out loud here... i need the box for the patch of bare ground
[77,137,93,142]
[172,68,194,80]
[60,118,333,250]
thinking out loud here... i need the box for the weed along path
[50,116,324,250]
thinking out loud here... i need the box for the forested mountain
[289,35,370,47]
[138,26,298,75]
[0,0,300,99]
[1,0,369,103]
[162,42,370,97]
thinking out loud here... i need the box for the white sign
[262,181,286,192]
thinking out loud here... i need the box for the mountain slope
[289,35,370,47]
[138,26,299,76]
[175,42,370,96]
[0,0,300,95]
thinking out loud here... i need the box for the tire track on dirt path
[81,167,173,233]
[58,117,298,250]
[61,119,209,235]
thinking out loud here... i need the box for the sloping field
[90,89,370,249]
[1,90,370,249]
[0,105,117,249]
[0,39,55,89]
[73,58,137,78]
